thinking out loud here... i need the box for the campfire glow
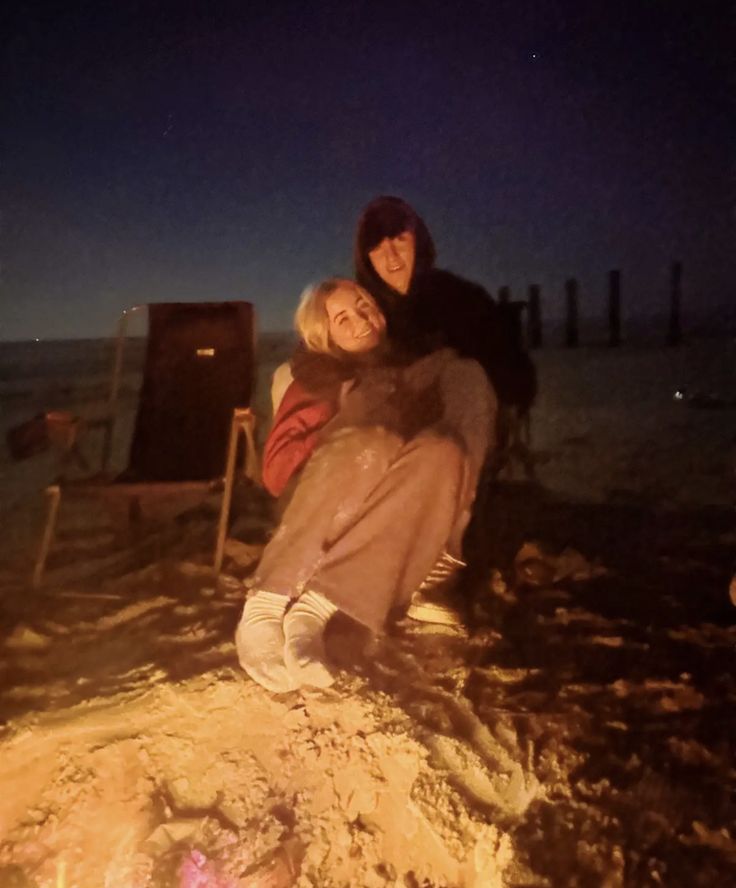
[179,849,237,888]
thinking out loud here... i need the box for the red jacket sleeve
[261,379,338,496]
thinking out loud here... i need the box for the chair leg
[516,411,536,481]
[241,410,260,483]
[32,485,62,588]
[213,412,241,575]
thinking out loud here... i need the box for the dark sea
[0,332,295,418]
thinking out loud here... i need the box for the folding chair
[488,404,536,482]
[32,301,259,586]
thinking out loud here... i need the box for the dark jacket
[354,196,537,413]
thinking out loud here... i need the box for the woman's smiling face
[325,284,386,353]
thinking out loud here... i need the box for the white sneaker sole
[406,599,464,627]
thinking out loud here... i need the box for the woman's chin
[351,336,381,354]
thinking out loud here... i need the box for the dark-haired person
[354,195,538,582]
[236,278,495,693]
[354,195,537,418]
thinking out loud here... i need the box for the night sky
[1,0,734,341]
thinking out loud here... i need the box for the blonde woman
[236,278,496,693]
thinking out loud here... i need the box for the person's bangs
[359,200,416,252]
[295,278,360,356]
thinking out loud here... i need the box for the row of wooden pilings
[500,262,684,348]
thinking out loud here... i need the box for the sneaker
[406,552,466,627]
[406,590,464,627]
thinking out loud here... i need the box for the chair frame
[32,305,259,587]
[490,405,536,482]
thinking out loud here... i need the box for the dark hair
[356,196,420,252]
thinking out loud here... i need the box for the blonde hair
[295,277,372,357]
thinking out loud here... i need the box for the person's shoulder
[426,268,492,295]
[416,268,493,310]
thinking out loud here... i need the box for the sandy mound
[2,336,736,886]
[0,651,515,887]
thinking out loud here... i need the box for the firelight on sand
[0,335,734,885]
[179,849,237,888]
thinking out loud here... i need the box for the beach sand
[0,334,734,886]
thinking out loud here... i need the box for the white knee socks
[235,590,294,693]
[283,590,338,688]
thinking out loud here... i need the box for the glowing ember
[179,849,237,888]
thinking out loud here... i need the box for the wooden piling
[608,269,621,347]
[565,278,579,348]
